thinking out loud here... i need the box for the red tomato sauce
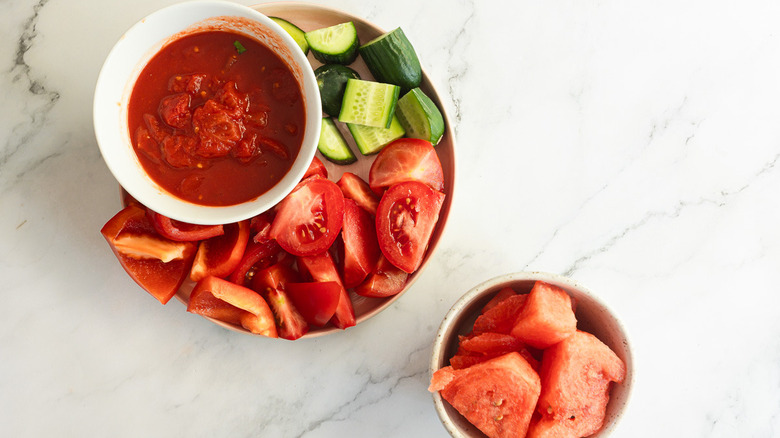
[128,30,305,206]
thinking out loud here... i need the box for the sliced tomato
[227,239,282,287]
[190,220,250,281]
[303,155,328,180]
[285,281,341,327]
[101,204,196,304]
[147,209,224,242]
[269,176,345,257]
[253,262,309,340]
[337,172,380,216]
[341,199,380,288]
[368,138,444,194]
[375,181,445,274]
[354,255,409,298]
[297,251,356,329]
[187,276,277,337]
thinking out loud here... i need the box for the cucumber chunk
[347,115,406,155]
[315,64,360,117]
[269,17,309,55]
[338,78,400,129]
[395,87,445,145]
[318,117,356,164]
[305,22,359,64]
[359,28,422,92]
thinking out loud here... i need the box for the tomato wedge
[285,282,341,327]
[297,251,356,329]
[253,262,309,340]
[227,239,282,287]
[190,220,250,281]
[188,276,277,337]
[146,209,225,242]
[375,181,445,274]
[250,209,276,243]
[368,138,444,194]
[341,199,380,288]
[269,176,345,257]
[354,255,409,298]
[337,172,380,216]
[101,204,196,304]
[303,155,328,180]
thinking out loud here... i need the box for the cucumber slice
[395,88,445,145]
[269,17,309,55]
[347,115,406,155]
[338,78,400,129]
[315,64,360,117]
[359,28,422,92]
[318,117,356,164]
[305,22,359,64]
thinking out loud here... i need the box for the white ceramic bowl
[94,0,321,225]
[430,272,633,437]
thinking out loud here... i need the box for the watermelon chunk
[481,287,518,314]
[431,352,541,438]
[527,330,626,438]
[510,281,577,349]
[473,294,528,334]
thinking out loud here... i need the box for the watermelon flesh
[431,352,542,438]
[510,281,577,349]
[527,330,626,438]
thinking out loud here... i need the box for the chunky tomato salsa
[128,30,305,206]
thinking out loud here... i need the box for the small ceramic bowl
[94,0,321,225]
[430,272,633,437]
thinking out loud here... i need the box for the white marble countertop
[3,0,780,436]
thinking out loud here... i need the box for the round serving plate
[164,2,457,338]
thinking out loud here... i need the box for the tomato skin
[341,199,380,288]
[285,282,341,327]
[368,138,444,194]
[354,255,409,298]
[297,251,356,329]
[101,204,196,304]
[190,220,250,281]
[269,176,345,257]
[303,155,328,180]
[375,181,445,274]
[188,275,277,337]
[147,209,225,242]
[337,172,380,216]
[227,239,282,287]
[253,262,309,340]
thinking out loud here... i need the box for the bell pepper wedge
[190,220,250,282]
[147,209,225,242]
[101,204,196,304]
[187,275,277,337]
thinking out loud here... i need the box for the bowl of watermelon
[429,272,633,438]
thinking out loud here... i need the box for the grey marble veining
[2,0,780,436]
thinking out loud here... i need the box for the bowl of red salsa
[94,0,321,225]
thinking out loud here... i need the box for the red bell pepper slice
[101,204,196,304]
[147,209,224,242]
[190,220,250,282]
[285,281,341,327]
[188,276,277,337]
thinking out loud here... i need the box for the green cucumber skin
[318,118,356,164]
[305,23,360,65]
[269,17,309,55]
[315,64,361,117]
[359,28,422,92]
[396,87,445,144]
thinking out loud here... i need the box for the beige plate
[166,2,457,338]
